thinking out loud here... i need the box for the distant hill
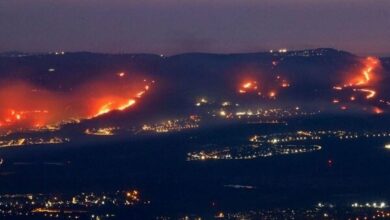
[0,48,389,128]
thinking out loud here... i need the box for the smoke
[0,73,152,130]
[332,57,389,114]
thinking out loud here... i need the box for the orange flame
[373,107,383,114]
[238,80,258,93]
[0,75,153,131]
[355,88,376,99]
[346,56,379,87]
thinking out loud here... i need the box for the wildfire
[237,75,290,100]
[88,80,151,118]
[118,99,136,111]
[239,80,258,93]
[332,56,386,113]
[354,88,376,99]
[243,82,253,89]
[95,102,113,117]
[0,75,154,131]
[345,56,379,87]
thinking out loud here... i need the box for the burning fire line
[332,56,385,114]
[92,83,151,118]
[343,56,379,88]
[0,75,154,130]
[354,88,376,99]
[89,81,154,118]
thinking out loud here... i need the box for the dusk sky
[1,0,390,55]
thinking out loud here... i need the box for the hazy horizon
[1,0,389,56]
[1,47,390,58]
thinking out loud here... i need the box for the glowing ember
[373,107,383,114]
[243,82,253,89]
[239,80,258,93]
[237,74,290,99]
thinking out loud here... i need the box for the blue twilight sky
[0,0,389,55]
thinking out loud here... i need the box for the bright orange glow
[373,107,383,114]
[32,208,60,213]
[136,91,145,98]
[243,82,252,89]
[237,73,290,99]
[346,57,379,87]
[355,88,376,99]
[238,80,258,94]
[0,75,153,131]
[95,102,113,117]
[333,57,385,112]
[118,99,136,111]
[94,99,137,117]
[0,108,50,129]
[118,72,126,77]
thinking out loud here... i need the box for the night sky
[1,0,389,55]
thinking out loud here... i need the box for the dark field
[1,115,389,218]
